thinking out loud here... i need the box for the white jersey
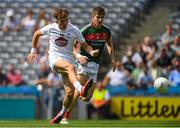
[40,22,85,71]
[40,22,85,58]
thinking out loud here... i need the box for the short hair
[54,8,69,20]
[92,6,105,16]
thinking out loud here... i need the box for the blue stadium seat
[106,85,129,96]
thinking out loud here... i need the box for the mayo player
[60,6,116,124]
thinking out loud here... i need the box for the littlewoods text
[120,100,180,118]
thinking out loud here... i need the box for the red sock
[64,112,70,118]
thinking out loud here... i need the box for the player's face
[57,17,68,30]
[92,14,104,28]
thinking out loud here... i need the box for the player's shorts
[49,52,76,73]
[76,61,99,83]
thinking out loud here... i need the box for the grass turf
[0,120,180,127]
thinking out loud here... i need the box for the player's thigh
[62,73,74,95]
[54,59,75,74]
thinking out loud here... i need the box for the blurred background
[0,0,179,121]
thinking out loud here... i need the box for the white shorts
[76,61,99,83]
[49,53,76,73]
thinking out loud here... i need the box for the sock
[58,105,67,116]
[73,81,82,92]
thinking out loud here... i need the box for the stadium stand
[0,0,151,85]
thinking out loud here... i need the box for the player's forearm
[106,38,115,61]
[81,43,93,54]
[31,30,42,51]
[107,43,115,62]
[81,43,100,57]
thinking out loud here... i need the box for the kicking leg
[54,59,93,97]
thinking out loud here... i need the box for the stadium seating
[0,0,150,84]
[170,10,180,33]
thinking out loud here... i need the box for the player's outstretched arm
[106,37,116,71]
[27,30,42,63]
[81,42,99,57]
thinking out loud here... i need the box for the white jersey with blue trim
[40,22,85,58]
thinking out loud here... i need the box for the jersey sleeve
[74,27,85,43]
[40,24,51,35]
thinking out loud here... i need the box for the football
[154,77,169,93]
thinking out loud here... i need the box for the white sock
[73,81,82,92]
[59,105,67,116]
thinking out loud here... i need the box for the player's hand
[89,49,99,57]
[112,59,116,72]
[27,53,37,63]
[78,55,89,66]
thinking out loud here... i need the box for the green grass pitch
[0,120,180,127]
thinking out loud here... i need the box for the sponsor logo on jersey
[55,37,68,46]
[85,33,108,41]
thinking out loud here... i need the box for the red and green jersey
[80,23,111,64]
